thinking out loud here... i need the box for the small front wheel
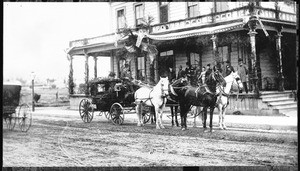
[18,104,32,132]
[110,103,124,125]
[79,99,94,123]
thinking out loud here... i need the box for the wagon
[78,77,152,125]
[3,83,32,132]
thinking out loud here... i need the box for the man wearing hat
[225,60,235,76]
[237,59,249,93]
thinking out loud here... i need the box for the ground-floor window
[218,46,229,62]
[137,56,145,81]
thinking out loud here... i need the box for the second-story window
[135,4,144,28]
[187,2,198,18]
[215,2,228,13]
[117,9,125,30]
[159,2,168,23]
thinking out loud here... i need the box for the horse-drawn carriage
[3,83,32,132]
[78,77,152,125]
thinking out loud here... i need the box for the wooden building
[67,2,297,114]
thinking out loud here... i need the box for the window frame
[159,2,169,23]
[134,3,145,28]
[116,7,126,30]
[187,2,198,18]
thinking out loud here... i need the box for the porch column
[68,54,74,95]
[248,16,260,97]
[94,56,98,78]
[84,53,89,95]
[276,27,285,91]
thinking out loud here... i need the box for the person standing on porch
[168,67,176,83]
[225,60,235,76]
[185,62,192,82]
[237,59,249,93]
[177,65,184,79]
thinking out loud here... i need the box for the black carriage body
[89,78,137,112]
[3,84,22,116]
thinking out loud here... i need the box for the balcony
[151,6,296,34]
[68,5,296,51]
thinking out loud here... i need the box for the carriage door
[158,50,174,77]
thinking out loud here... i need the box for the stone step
[279,108,298,115]
[268,101,297,107]
[260,91,293,95]
[275,104,297,110]
[262,97,292,103]
[261,94,293,100]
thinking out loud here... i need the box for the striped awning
[146,18,248,41]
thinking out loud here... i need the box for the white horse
[215,71,243,129]
[192,71,243,129]
[135,77,170,129]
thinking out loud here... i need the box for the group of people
[168,59,249,94]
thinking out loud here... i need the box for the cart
[3,83,32,132]
[78,78,152,125]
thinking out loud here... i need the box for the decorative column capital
[248,16,258,31]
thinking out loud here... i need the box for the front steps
[261,90,297,116]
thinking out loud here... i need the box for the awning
[146,18,249,41]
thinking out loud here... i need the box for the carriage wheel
[142,106,151,124]
[18,104,32,132]
[110,103,124,125]
[5,112,17,131]
[79,99,94,123]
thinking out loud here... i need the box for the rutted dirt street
[3,108,298,167]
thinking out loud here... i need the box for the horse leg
[150,107,156,124]
[170,106,175,127]
[217,104,224,129]
[202,107,207,129]
[209,106,214,132]
[222,106,227,129]
[154,106,161,129]
[135,103,142,126]
[193,107,197,127]
[159,107,165,129]
[175,106,179,127]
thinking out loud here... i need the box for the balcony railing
[69,33,115,48]
[69,5,296,49]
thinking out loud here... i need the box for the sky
[3,2,111,85]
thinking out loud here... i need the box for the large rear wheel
[79,99,94,123]
[18,104,32,132]
[110,103,124,125]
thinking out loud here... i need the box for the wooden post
[94,56,97,78]
[276,26,284,91]
[84,53,89,95]
[68,55,74,95]
[211,34,218,64]
[248,16,260,97]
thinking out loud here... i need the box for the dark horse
[170,71,225,132]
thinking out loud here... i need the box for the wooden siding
[259,49,278,89]
[169,2,187,21]
[201,46,213,67]
[199,2,214,16]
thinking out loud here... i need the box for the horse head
[159,76,170,97]
[231,71,244,90]
[213,70,226,87]
[169,77,189,96]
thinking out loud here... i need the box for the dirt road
[3,110,298,167]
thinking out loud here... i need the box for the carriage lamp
[31,72,36,112]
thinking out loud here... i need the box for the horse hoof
[156,126,161,129]
[181,128,186,131]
